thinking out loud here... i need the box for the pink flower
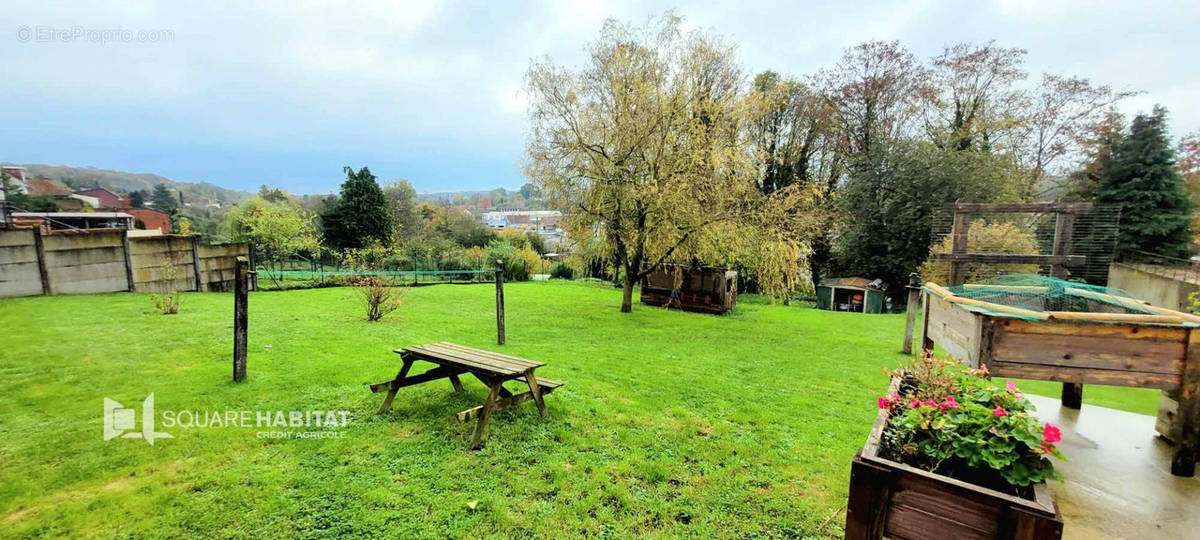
[910,398,920,408]
[1006,380,1019,392]
[979,364,989,374]
[877,394,902,409]
[1043,423,1062,444]
[920,400,938,408]
[939,396,959,410]
[992,405,1008,417]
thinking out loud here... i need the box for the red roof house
[74,188,129,209]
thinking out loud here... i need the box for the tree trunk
[620,274,635,313]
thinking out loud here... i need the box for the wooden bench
[369,342,563,449]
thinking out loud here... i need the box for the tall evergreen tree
[151,184,177,213]
[321,166,392,250]
[1098,106,1192,259]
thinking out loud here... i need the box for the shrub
[876,353,1065,491]
[341,244,406,321]
[150,259,180,315]
[350,275,405,321]
[549,262,574,279]
[919,220,1039,285]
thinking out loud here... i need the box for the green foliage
[549,262,574,279]
[383,179,421,240]
[225,196,321,266]
[879,354,1065,488]
[149,259,180,315]
[486,240,540,281]
[321,166,393,250]
[129,190,146,208]
[836,141,1018,293]
[1097,106,1192,259]
[151,184,177,214]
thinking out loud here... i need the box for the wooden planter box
[845,379,1063,540]
[920,283,1200,477]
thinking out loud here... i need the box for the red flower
[1043,423,1062,444]
[939,396,959,410]
[992,405,1008,417]
[877,394,902,409]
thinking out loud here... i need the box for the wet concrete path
[1026,394,1200,539]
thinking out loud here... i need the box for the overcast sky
[3,1,1197,194]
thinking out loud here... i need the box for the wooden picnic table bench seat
[370,342,562,449]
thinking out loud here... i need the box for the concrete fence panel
[41,230,127,295]
[197,243,248,292]
[130,236,197,293]
[0,229,43,297]
[0,230,249,298]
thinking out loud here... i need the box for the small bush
[350,275,405,321]
[549,262,574,279]
[150,259,180,315]
[341,245,406,321]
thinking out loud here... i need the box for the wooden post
[1050,210,1082,408]
[844,454,891,539]
[947,208,969,286]
[121,229,135,292]
[233,256,249,382]
[495,265,506,345]
[246,243,257,291]
[902,273,921,354]
[1061,383,1083,409]
[1172,328,1200,476]
[31,227,51,295]
[920,290,934,353]
[190,235,204,292]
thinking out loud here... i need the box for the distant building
[476,196,493,210]
[11,212,134,232]
[1,166,29,197]
[25,178,99,212]
[480,210,562,231]
[74,188,130,209]
[125,208,171,234]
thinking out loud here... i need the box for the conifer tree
[321,166,393,250]
[1098,106,1192,259]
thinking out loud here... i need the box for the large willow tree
[527,14,812,312]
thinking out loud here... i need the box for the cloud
[1,1,1196,193]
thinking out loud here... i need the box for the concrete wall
[0,229,248,298]
[1108,262,1200,312]
[129,236,197,293]
[42,229,129,294]
[0,229,44,297]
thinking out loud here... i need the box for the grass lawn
[0,281,1160,538]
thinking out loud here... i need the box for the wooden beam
[190,235,203,292]
[1048,312,1184,324]
[948,211,968,286]
[232,256,249,382]
[1172,328,1200,476]
[923,283,1049,320]
[31,228,51,295]
[121,229,135,292]
[932,253,1086,265]
[949,202,1094,214]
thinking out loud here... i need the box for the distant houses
[1,171,171,234]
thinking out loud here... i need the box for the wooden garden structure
[640,264,738,314]
[920,282,1200,477]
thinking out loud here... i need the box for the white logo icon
[103,393,172,445]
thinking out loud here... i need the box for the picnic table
[369,342,563,449]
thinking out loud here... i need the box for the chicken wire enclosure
[926,203,1122,286]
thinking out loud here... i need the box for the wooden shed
[640,264,738,314]
[816,277,887,313]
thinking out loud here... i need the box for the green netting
[939,273,1155,320]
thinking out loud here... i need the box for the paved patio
[1025,394,1200,539]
